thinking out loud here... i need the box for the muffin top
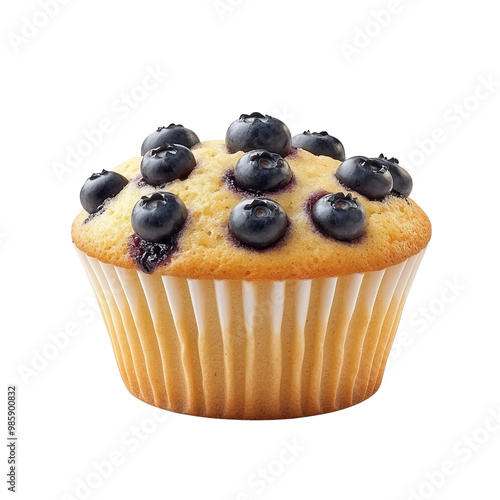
[72,114,431,280]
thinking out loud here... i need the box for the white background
[2,0,500,498]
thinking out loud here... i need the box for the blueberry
[233,149,292,193]
[80,170,128,214]
[141,124,200,155]
[376,154,413,197]
[312,193,366,241]
[229,198,288,249]
[131,192,187,243]
[226,112,292,157]
[335,156,393,200]
[140,145,196,186]
[292,131,345,161]
[129,234,177,274]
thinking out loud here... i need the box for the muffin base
[76,247,425,419]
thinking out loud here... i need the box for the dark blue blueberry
[141,124,200,155]
[80,170,128,214]
[129,234,178,274]
[335,156,393,200]
[140,145,196,186]
[226,113,292,158]
[292,131,345,161]
[229,198,288,249]
[312,193,366,241]
[131,192,187,243]
[233,149,292,193]
[377,154,413,197]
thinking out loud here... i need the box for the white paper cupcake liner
[76,247,425,419]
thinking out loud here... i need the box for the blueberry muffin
[72,113,431,419]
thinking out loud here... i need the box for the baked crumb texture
[72,141,431,281]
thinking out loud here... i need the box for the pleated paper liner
[76,247,425,419]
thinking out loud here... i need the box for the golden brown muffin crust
[72,140,431,280]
